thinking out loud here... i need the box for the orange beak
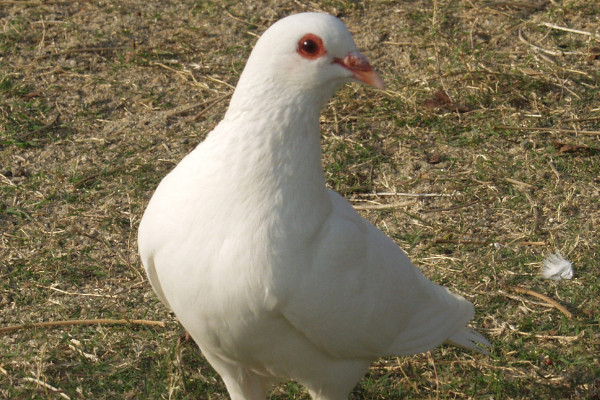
[333,51,385,90]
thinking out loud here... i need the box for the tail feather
[446,327,491,355]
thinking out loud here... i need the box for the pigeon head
[228,13,384,113]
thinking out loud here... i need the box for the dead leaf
[423,89,451,109]
[588,47,600,64]
[423,89,471,112]
[22,90,43,99]
[551,141,600,155]
[434,89,451,104]
[427,153,442,164]
[447,104,471,113]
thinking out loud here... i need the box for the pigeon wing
[279,190,487,359]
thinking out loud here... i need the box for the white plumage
[138,12,489,400]
[541,253,574,280]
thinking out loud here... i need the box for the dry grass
[1,0,599,399]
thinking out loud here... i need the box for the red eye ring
[297,33,326,59]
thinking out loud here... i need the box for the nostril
[344,51,372,72]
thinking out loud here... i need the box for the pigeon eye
[301,39,318,54]
[297,34,326,59]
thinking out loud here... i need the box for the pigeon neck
[220,89,327,190]
[212,87,332,248]
[221,75,331,186]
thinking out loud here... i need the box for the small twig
[23,377,70,400]
[73,172,101,188]
[514,331,583,341]
[352,200,416,210]
[427,351,440,400]
[202,75,236,90]
[24,114,60,136]
[152,61,185,75]
[499,289,557,309]
[518,28,561,59]
[540,22,599,41]
[516,241,546,246]
[191,93,231,121]
[355,192,452,198]
[36,284,118,298]
[434,239,488,245]
[225,10,259,27]
[394,357,420,392]
[0,318,166,334]
[483,1,547,10]
[382,41,429,47]
[6,113,61,147]
[434,239,545,246]
[422,200,481,213]
[34,46,129,60]
[511,287,573,319]
[505,177,534,189]
[165,102,206,118]
[0,173,16,186]
[0,0,84,4]
[523,191,541,233]
[562,116,600,123]
[548,159,561,180]
[150,58,236,92]
[495,125,600,136]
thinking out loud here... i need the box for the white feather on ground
[541,253,574,280]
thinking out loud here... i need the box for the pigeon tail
[446,327,491,355]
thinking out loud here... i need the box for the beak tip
[356,70,385,90]
[371,74,385,90]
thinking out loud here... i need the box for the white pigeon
[138,12,490,400]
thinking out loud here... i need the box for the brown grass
[1,0,599,399]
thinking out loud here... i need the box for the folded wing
[280,190,490,359]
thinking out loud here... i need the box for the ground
[1,0,599,399]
